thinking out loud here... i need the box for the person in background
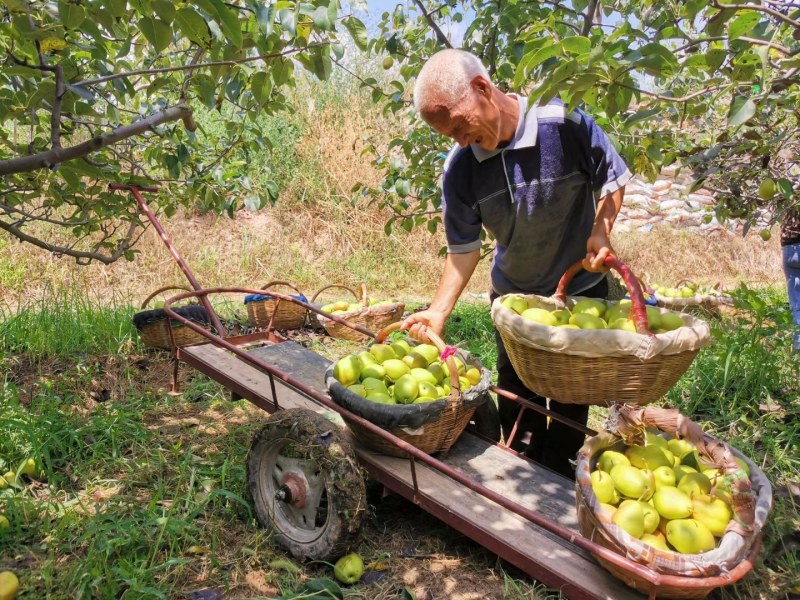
[782,207,800,351]
[402,49,631,479]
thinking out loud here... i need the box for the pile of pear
[500,296,686,333]
[653,280,715,299]
[321,298,398,316]
[332,338,482,405]
[590,431,749,555]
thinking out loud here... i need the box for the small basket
[245,280,309,330]
[575,405,771,599]
[492,257,710,405]
[653,279,733,314]
[326,324,490,457]
[134,286,210,350]
[313,284,405,342]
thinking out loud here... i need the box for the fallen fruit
[334,552,364,584]
[0,571,18,600]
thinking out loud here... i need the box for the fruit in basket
[668,438,695,460]
[458,376,472,392]
[678,472,712,497]
[501,295,528,315]
[417,381,438,398]
[621,500,660,534]
[370,344,397,363]
[569,313,606,329]
[403,352,429,369]
[551,309,571,325]
[362,377,389,392]
[333,355,362,386]
[394,374,419,404]
[361,363,386,381]
[673,464,697,483]
[367,392,394,404]
[610,464,654,500]
[609,318,637,332]
[521,308,559,325]
[382,359,410,382]
[660,312,686,331]
[414,396,437,403]
[410,368,438,386]
[597,450,630,473]
[572,298,606,318]
[591,470,617,504]
[626,445,672,471]
[666,519,716,554]
[692,495,732,537]
[612,500,645,538]
[465,367,481,385]
[348,384,367,396]
[390,340,411,358]
[357,351,377,366]
[605,300,631,322]
[641,532,670,551]
[414,344,440,364]
[653,465,677,489]
[427,362,446,383]
[652,486,693,520]
[645,306,662,329]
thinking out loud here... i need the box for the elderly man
[403,49,632,479]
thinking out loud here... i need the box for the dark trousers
[491,277,608,479]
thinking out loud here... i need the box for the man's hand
[402,309,448,342]
[583,231,614,272]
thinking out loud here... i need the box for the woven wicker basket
[575,405,771,599]
[313,284,405,341]
[327,324,489,457]
[245,280,309,330]
[493,257,708,405]
[135,286,210,350]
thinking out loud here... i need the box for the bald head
[413,49,491,115]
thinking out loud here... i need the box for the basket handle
[375,322,461,403]
[259,280,306,297]
[554,255,653,336]
[310,284,361,305]
[141,285,192,309]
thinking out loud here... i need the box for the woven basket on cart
[313,284,405,342]
[245,280,309,330]
[491,257,711,405]
[575,405,772,599]
[133,285,210,350]
[326,324,490,457]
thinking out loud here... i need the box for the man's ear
[471,76,492,100]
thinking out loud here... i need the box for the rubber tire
[246,408,366,560]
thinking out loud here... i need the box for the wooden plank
[180,342,645,600]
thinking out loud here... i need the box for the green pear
[360,363,386,381]
[673,464,697,483]
[366,392,394,404]
[361,377,388,394]
[666,519,716,554]
[645,306,662,329]
[597,450,630,473]
[569,313,606,329]
[612,500,645,538]
[393,374,419,404]
[357,351,377,366]
[626,445,671,470]
[382,359,410,382]
[334,552,364,584]
[417,381,438,399]
[347,384,367,397]
[402,352,428,369]
[409,368,438,386]
[414,344,440,364]
[590,470,617,504]
[668,438,695,460]
[501,295,529,315]
[427,362,446,383]
[572,298,607,318]
[552,309,571,325]
[653,465,677,489]
[659,312,685,331]
[521,308,558,326]
[333,355,362,386]
[641,532,670,551]
[691,494,732,537]
[678,472,712,497]
[609,318,637,332]
[370,344,397,363]
[610,464,652,500]
[620,500,660,534]
[390,340,411,358]
[645,431,669,449]
[652,486,693,520]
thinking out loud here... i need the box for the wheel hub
[276,471,308,508]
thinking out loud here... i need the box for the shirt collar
[470,95,538,163]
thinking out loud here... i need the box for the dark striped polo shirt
[442,96,632,296]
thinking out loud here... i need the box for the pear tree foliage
[0,0,365,263]
[360,0,800,238]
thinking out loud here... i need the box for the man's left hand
[584,232,614,272]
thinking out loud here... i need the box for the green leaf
[705,48,727,70]
[728,11,760,41]
[152,0,176,23]
[254,1,274,36]
[395,179,410,197]
[58,1,86,29]
[561,36,591,55]
[623,108,661,127]
[250,71,272,106]
[311,5,332,30]
[514,41,561,88]
[278,8,296,36]
[777,178,794,199]
[197,0,243,48]
[138,17,173,53]
[176,7,211,47]
[727,97,756,128]
[244,194,264,211]
[342,16,367,51]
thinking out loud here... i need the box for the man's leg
[784,244,800,351]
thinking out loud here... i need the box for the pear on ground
[612,500,645,538]
[652,486,693,520]
[597,450,630,473]
[692,494,732,537]
[666,519,716,554]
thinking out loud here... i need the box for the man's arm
[402,249,481,341]
[584,185,625,272]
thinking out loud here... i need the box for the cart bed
[179,341,644,600]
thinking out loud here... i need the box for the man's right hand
[402,309,448,342]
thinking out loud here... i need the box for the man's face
[422,79,502,151]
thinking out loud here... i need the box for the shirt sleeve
[442,165,482,254]
[577,108,633,199]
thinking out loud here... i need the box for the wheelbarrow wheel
[246,408,366,560]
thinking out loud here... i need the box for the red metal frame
[113,183,761,600]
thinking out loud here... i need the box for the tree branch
[710,0,800,29]
[618,82,730,102]
[582,0,600,36]
[674,35,791,55]
[0,104,195,176]
[0,218,139,264]
[73,44,328,87]
[411,0,452,48]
